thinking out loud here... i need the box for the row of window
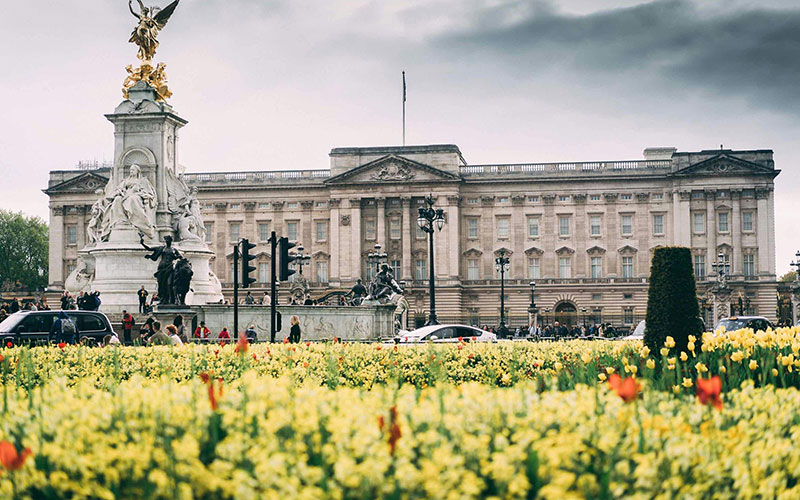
[692,211,755,234]
[463,193,667,205]
[466,214,663,240]
[232,261,330,283]
[693,254,757,279]
[218,221,329,244]
[465,256,636,280]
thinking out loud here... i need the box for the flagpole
[402,71,406,146]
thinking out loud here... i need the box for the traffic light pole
[233,242,239,340]
[269,231,277,343]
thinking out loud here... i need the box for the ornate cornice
[572,194,587,204]
[243,202,256,211]
[679,191,692,201]
[272,201,284,211]
[603,193,618,203]
[214,202,228,211]
[329,198,341,208]
[636,193,650,202]
[511,194,526,206]
[480,196,494,207]
[755,187,772,199]
[542,194,556,205]
[300,200,314,209]
[52,206,64,216]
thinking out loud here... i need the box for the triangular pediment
[324,154,460,185]
[555,246,575,255]
[673,154,775,177]
[493,247,513,257]
[524,246,544,256]
[586,245,606,255]
[43,171,110,195]
[463,247,483,257]
[617,245,638,254]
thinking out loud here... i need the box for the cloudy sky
[0,0,797,274]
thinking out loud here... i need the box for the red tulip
[234,335,248,354]
[283,338,289,344]
[608,374,640,403]
[0,441,31,471]
[387,406,401,456]
[58,342,66,350]
[696,376,723,410]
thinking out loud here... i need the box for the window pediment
[617,245,638,254]
[463,247,483,258]
[586,245,606,255]
[555,246,575,255]
[524,246,544,256]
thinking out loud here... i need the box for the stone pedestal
[712,288,732,325]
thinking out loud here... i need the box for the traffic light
[278,237,297,281]
[241,238,257,287]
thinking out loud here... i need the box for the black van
[0,310,115,345]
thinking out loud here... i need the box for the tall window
[258,262,268,283]
[229,222,240,242]
[414,259,427,280]
[66,225,77,245]
[621,256,634,278]
[743,254,755,278]
[742,211,754,232]
[527,217,539,238]
[390,259,401,277]
[693,213,705,234]
[623,308,634,325]
[591,257,603,278]
[467,218,479,239]
[621,215,633,236]
[316,261,328,283]
[467,259,479,280]
[230,263,236,282]
[415,224,425,239]
[528,257,540,279]
[389,219,401,240]
[558,216,570,236]
[694,255,706,279]
[718,212,729,233]
[364,219,376,240]
[652,214,664,235]
[316,221,327,242]
[204,223,213,243]
[258,223,270,242]
[590,216,602,236]
[559,257,571,279]
[497,218,510,239]
[286,221,298,241]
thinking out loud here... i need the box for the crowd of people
[479,321,624,340]
[58,291,103,311]
[0,297,51,322]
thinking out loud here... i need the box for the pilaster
[401,197,412,280]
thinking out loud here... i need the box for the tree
[779,271,797,283]
[645,246,702,355]
[0,210,48,291]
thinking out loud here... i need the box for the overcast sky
[0,0,797,274]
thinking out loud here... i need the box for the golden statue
[128,0,180,62]
[122,62,173,102]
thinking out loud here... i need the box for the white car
[622,320,646,340]
[396,324,496,343]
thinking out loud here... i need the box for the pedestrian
[121,310,135,345]
[244,323,257,342]
[261,292,270,305]
[289,315,301,343]
[194,321,210,339]
[60,292,70,310]
[244,291,255,305]
[147,321,170,345]
[49,311,78,344]
[148,294,158,313]
[76,292,86,310]
[218,327,231,342]
[9,298,20,314]
[165,325,183,346]
[139,317,156,343]
[137,285,149,314]
[174,315,188,343]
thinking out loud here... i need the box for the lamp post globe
[418,195,445,326]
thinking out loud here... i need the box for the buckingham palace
[45,144,780,328]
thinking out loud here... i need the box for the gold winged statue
[128,0,180,62]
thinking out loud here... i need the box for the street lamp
[711,252,730,288]
[417,195,446,325]
[528,281,536,309]
[791,250,800,279]
[367,243,388,278]
[295,244,311,275]
[528,281,538,333]
[581,307,587,328]
[495,249,510,330]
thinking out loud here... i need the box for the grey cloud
[433,0,800,112]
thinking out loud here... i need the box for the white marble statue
[87,164,157,241]
[166,169,205,242]
[65,258,94,293]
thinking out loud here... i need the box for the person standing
[174,315,188,343]
[261,292,270,305]
[137,286,149,314]
[244,291,254,305]
[49,311,78,344]
[121,310,135,345]
[193,321,210,339]
[217,327,231,343]
[289,315,301,344]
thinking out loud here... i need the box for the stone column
[731,190,742,275]
[350,197,362,281]
[604,193,619,276]
[756,188,770,274]
[573,194,587,277]
[376,197,386,247]
[401,197,412,280]
[329,198,341,283]
[672,190,691,247]
[76,206,88,249]
[705,191,717,269]
[301,200,314,252]
[244,202,256,243]
[541,194,556,277]
[49,205,65,287]
[447,195,461,280]
[511,195,526,278]
[765,188,776,276]
[481,196,495,277]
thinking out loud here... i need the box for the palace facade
[45,144,780,328]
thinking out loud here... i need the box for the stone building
[45,144,780,328]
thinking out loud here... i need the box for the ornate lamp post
[711,252,730,289]
[367,243,388,278]
[710,252,732,322]
[417,195,446,325]
[528,281,538,333]
[295,244,311,275]
[581,307,587,328]
[495,249,510,330]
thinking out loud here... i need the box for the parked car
[0,310,115,346]
[395,324,496,344]
[715,316,772,333]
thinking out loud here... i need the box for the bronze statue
[128,0,180,62]
[367,265,403,302]
[140,234,182,305]
[171,257,193,306]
